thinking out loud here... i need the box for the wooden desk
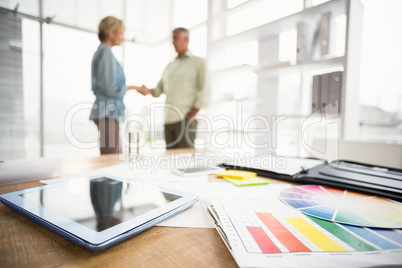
[0,154,238,267]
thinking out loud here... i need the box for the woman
[90,16,136,154]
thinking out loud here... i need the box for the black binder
[220,160,402,202]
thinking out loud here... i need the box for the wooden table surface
[0,153,239,267]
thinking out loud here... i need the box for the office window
[275,118,303,157]
[0,13,42,161]
[0,13,24,160]
[311,0,330,6]
[227,0,249,9]
[226,40,258,68]
[174,0,207,28]
[0,0,39,16]
[4,0,399,161]
[43,0,123,31]
[130,0,171,45]
[189,26,207,58]
[124,0,146,42]
[357,0,402,144]
[123,41,170,141]
[42,24,99,157]
[277,73,301,115]
[226,0,303,36]
[226,71,257,100]
[22,19,41,159]
[279,30,297,63]
[334,15,346,57]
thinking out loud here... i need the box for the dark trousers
[94,118,120,155]
[164,119,197,149]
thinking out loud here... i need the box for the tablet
[0,175,199,251]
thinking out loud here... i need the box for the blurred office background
[0,0,401,167]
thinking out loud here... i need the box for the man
[137,27,211,149]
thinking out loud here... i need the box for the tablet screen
[19,177,181,232]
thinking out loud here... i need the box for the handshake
[129,85,154,96]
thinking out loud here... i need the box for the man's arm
[186,107,200,123]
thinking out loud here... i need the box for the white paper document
[0,158,62,185]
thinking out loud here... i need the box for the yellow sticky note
[223,177,269,186]
[215,170,257,180]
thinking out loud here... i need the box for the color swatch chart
[214,197,402,254]
[280,185,402,228]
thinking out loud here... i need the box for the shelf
[209,97,266,105]
[256,114,325,119]
[210,0,346,49]
[210,64,257,75]
[254,56,345,76]
[211,56,345,77]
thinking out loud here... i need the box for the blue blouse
[90,44,127,123]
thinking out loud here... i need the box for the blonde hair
[98,16,126,42]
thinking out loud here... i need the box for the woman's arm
[94,49,127,99]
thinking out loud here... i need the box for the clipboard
[220,159,402,202]
[205,196,402,268]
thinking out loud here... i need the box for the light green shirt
[154,51,211,124]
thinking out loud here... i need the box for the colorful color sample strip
[246,226,281,254]
[245,212,402,254]
[279,185,402,228]
[256,213,311,252]
[215,197,402,255]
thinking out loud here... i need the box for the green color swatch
[307,215,377,251]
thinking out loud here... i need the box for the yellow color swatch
[215,170,257,180]
[223,176,269,186]
[285,217,346,252]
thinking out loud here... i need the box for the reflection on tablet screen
[20,177,181,232]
